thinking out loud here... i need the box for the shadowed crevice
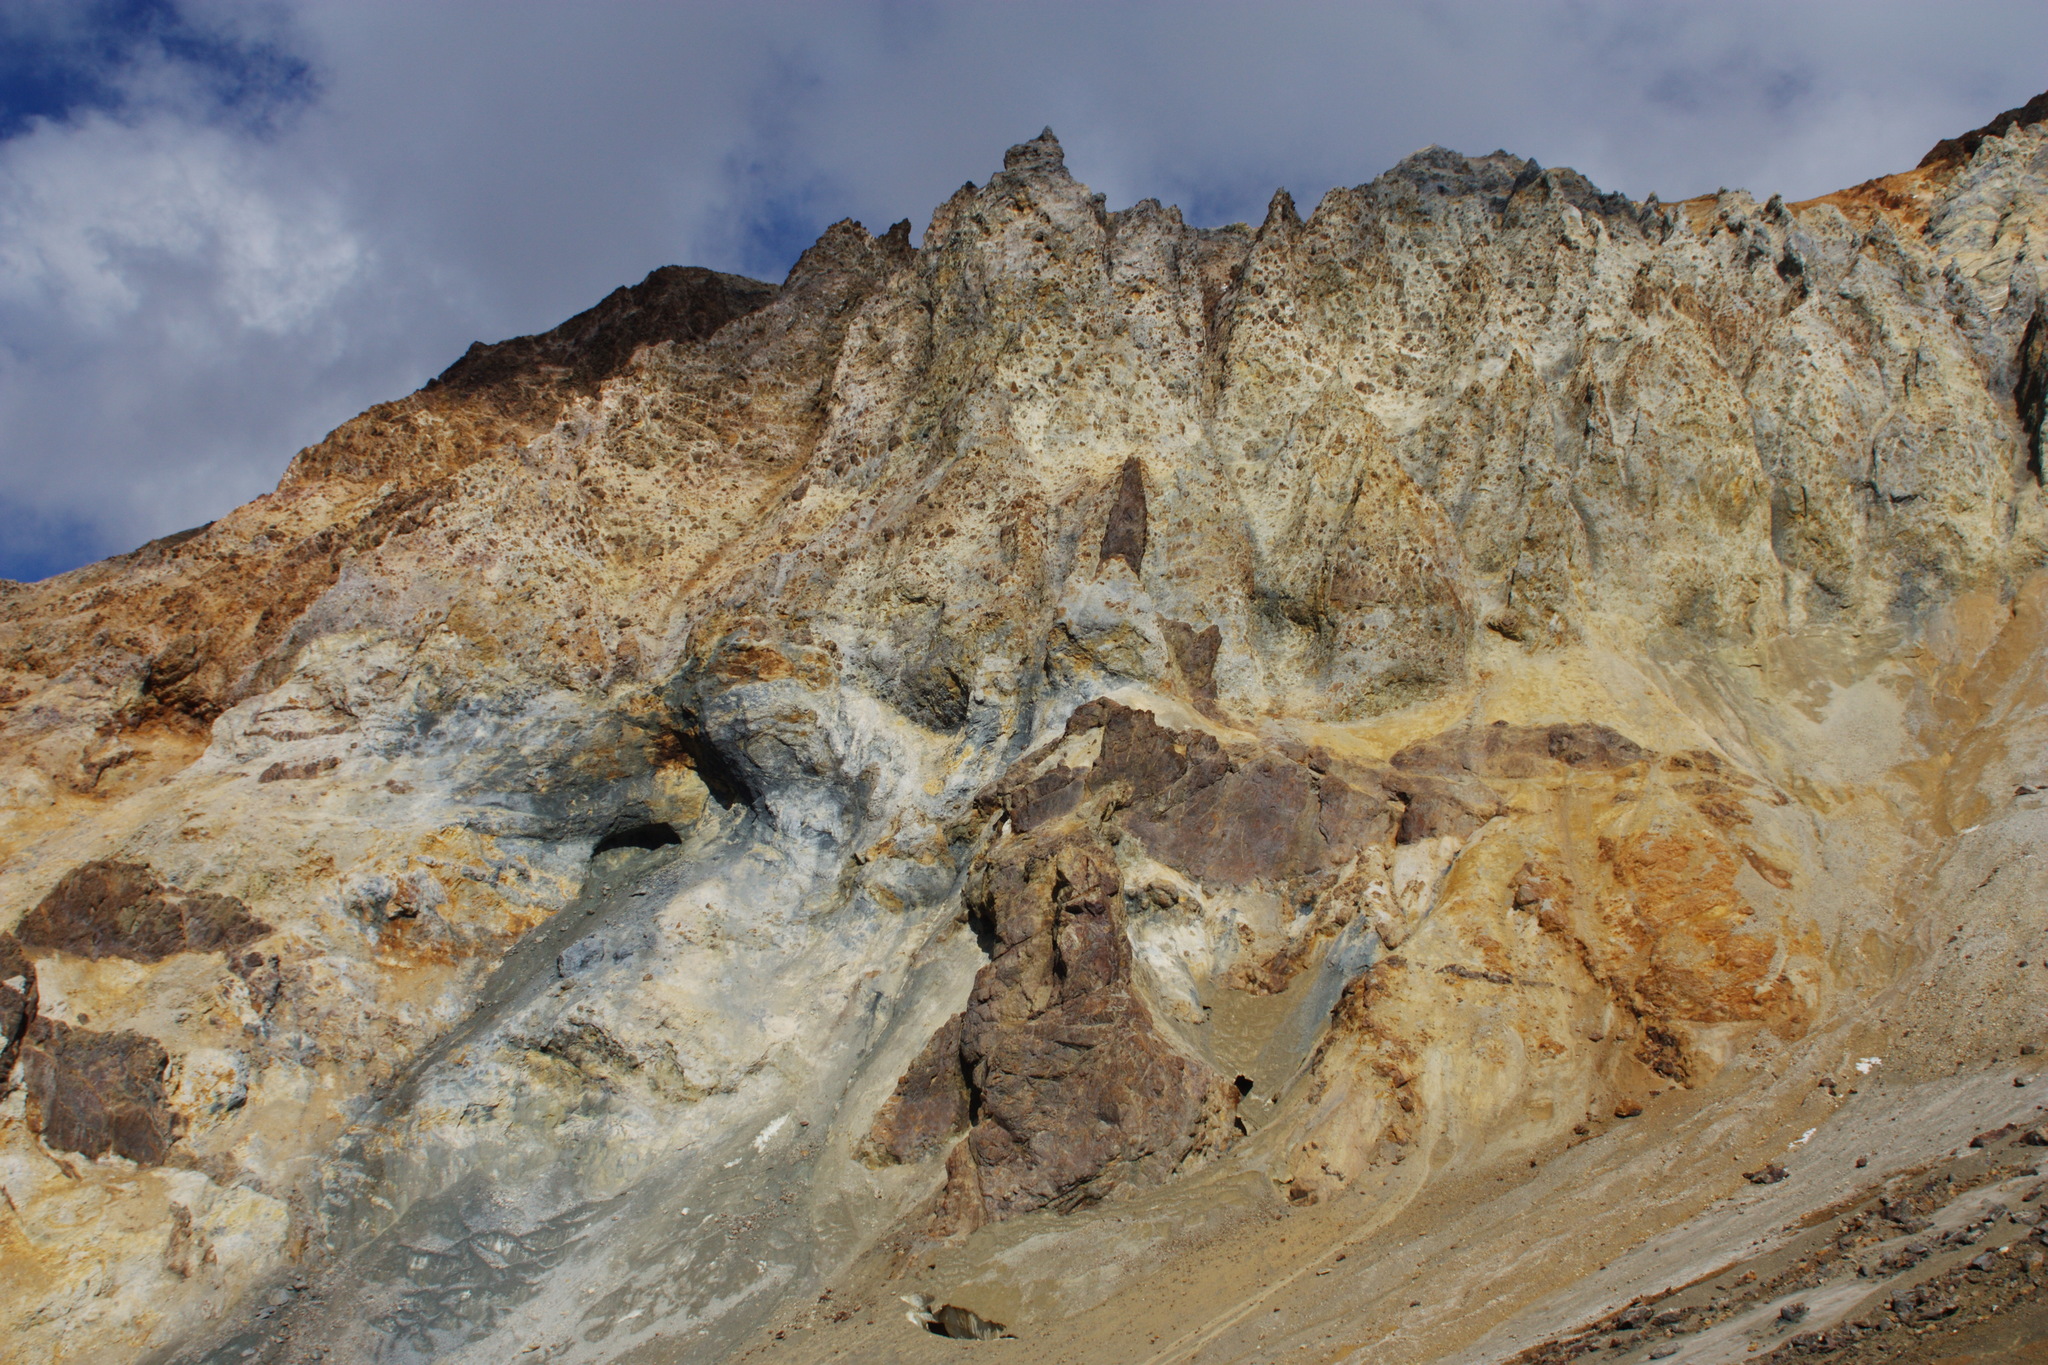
[2017,304,2047,483]
[591,822,682,856]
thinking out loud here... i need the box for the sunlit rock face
[4,97,2048,1365]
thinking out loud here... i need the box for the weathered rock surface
[18,861,271,962]
[3,99,2048,1365]
[958,821,1232,1218]
[21,1017,183,1165]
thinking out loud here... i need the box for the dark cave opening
[658,722,756,809]
[592,822,682,856]
[1234,1074,1255,1098]
[966,900,998,959]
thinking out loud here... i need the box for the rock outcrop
[18,861,271,962]
[4,100,2048,1365]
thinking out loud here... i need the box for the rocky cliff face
[6,96,2048,1365]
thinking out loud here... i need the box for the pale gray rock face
[3,105,2048,1365]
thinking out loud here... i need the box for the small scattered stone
[1744,1162,1789,1184]
[1780,1301,1809,1323]
[1880,1242,1930,1271]
[901,1294,1009,1341]
[1614,1101,1643,1119]
[1856,1155,1869,1168]
[1970,1250,2001,1271]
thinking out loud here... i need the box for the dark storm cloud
[2,0,2043,580]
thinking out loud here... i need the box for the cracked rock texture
[5,97,2048,1365]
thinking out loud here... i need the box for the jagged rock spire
[1002,127,1066,176]
[1261,187,1302,232]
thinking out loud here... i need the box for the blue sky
[0,0,311,139]
[2,0,2045,581]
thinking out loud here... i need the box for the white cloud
[0,112,363,331]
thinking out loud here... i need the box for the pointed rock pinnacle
[1003,127,1066,177]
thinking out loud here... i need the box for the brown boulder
[1386,770,1502,844]
[935,824,1233,1218]
[864,1013,971,1166]
[16,861,271,962]
[1390,721,1650,779]
[0,933,37,1094]
[1082,702,1400,881]
[1098,456,1149,574]
[21,1018,184,1164]
[985,765,1086,834]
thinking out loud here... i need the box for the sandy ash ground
[6,88,2048,1365]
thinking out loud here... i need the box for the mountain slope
[2,100,2048,1365]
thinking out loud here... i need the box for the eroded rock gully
[7,100,2048,1365]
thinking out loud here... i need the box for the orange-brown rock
[865,1012,970,1167]
[21,1017,183,1164]
[950,823,1233,1217]
[17,860,271,962]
